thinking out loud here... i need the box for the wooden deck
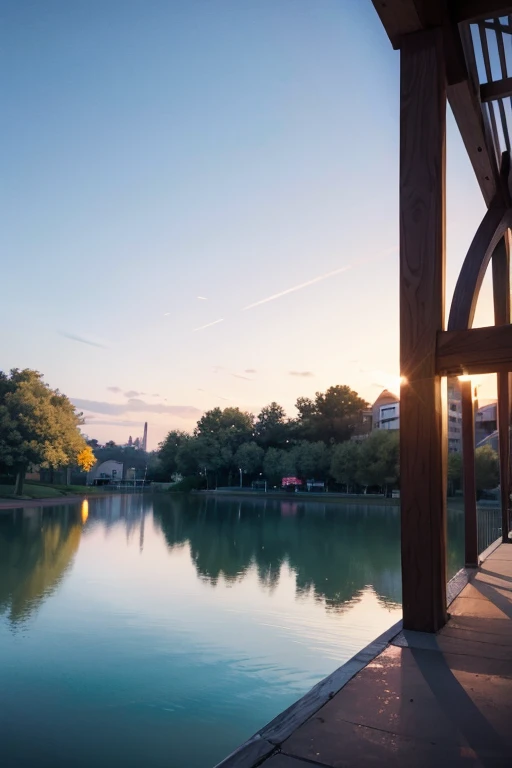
[218,543,512,768]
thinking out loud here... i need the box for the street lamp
[239,467,243,488]
[259,472,267,493]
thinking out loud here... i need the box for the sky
[1,0,497,449]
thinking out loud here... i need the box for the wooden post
[461,379,478,565]
[400,28,448,632]
[492,234,511,542]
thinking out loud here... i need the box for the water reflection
[0,506,82,624]
[152,496,403,611]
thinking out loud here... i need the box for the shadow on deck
[217,544,512,768]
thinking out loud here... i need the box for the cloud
[289,371,314,377]
[58,331,108,348]
[245,369,257,374]
[193,318,224,332]
[197,296,208,300]
[123,390,146,398]
[151,393,160,397]
[231,373,252,381]
[83,418,151,427]
[242,266,352,311]
[72,398,201,419]
[107,386,122,393]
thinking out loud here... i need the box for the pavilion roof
[372,1,512,206]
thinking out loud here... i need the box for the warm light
[81,499,89,524]
[458,375,472,382]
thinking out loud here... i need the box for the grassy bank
[0,482,103,501]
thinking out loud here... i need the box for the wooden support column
[492,234,511,541]
[461,379,478,565]
[400,28,447,632]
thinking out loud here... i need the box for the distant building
[372,390,400,431]
[475,402,497,447]
[88,460,123,485]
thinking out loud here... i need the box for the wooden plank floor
[234,544,512,768]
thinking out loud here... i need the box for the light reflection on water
[0,495,464,768]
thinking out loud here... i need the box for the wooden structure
[372,0,512,631]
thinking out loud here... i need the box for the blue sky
[1,0,495,448]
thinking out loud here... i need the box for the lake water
[0,494,466,768]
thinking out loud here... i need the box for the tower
[142,422,148,452]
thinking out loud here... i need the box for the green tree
[331,440,361,491]
[293,440,331,479]
[475,445,500,493]
[295,385,368,443]
[158,430,191,479]
[447,451,463,495]
[263,447,297,486]
[0,369,90,495]
[234,442,264,475]
[357,430,399,492]
[254,402,290,448]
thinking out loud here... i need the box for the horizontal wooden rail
[481,77,512,103]
[436,324,512,375]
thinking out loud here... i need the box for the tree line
[156,385,400,492]
[0,369,95,495]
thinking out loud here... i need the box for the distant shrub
[168,475,204,493]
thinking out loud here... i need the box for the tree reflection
[152,497,402,611]
[0,506,83,624]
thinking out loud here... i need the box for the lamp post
[239,467,243,488]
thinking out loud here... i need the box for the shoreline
[195,489,400,505]
[0,494,102,511]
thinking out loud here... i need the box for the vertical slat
[492,21,511,153]
[400,28,448,632]
[461,379,478,566]
[478,23,502,153]
[492,234,511,542]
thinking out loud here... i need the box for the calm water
[0,495,466,768]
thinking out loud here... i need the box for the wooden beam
[481,77,512,103]
[461,379,478,566]
[437,324,512,374]
[400,28,448,632]
[448,205,512,329]
[452,0,512,23]
[492,234,511,541]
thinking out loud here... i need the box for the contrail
[242,247,397,311]
[193,318,224,332]
[242,265,352,311]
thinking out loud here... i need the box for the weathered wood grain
[461,379,478,566]
[448,206,512,331]
[492,235,511,541]
[400,28,448,632]
[437,324,512,375]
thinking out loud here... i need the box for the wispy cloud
[107,386,122,393]
[83,418,152,427]
[72,398,201,419]
[245,368,257,374]
[193,318,224,332]
[197,296,208,300]
[231,373,252,381]
[151,393,160,397]
[243,266,352,311]
[124,390,146,398]
[289,371,314,378]
[58,331,108,348]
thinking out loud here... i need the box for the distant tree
[331,440,361,491]
[475,445,500,493]
[0,369,91,495]
[86,438,99,449]
[357,430,399,492]
[128,435,133,446]
[295,385,368,443]
[447,452,463,495]
[234,442,264,475]
[263,447,297,486]
[105,440,116,448]
[254,402,290,448]
[158,430,191,479]
[77,446,96,473]
[293,441,331,480]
